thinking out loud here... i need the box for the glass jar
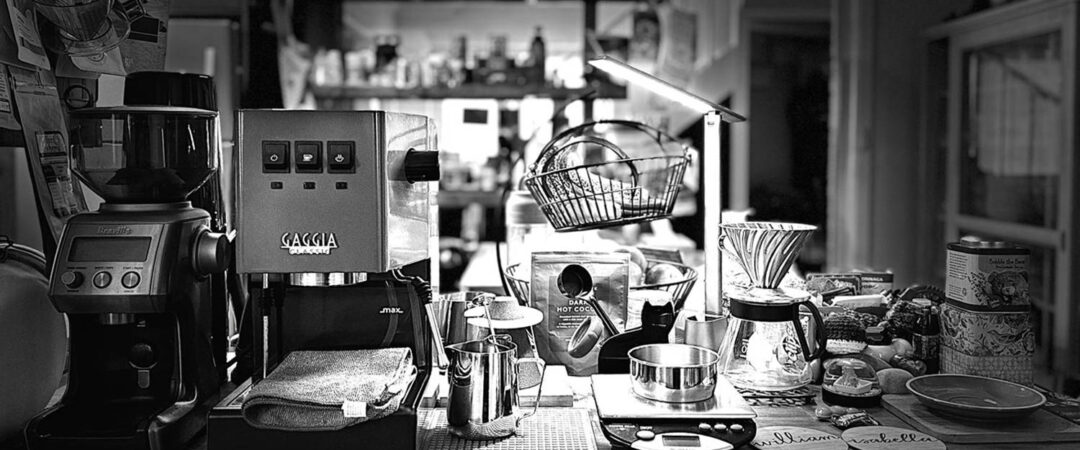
[822,357,882,407]
[505,190,554,278]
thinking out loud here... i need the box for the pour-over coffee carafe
[715,222,827,391]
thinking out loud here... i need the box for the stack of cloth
[242,348,416,431]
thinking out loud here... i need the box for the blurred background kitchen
[2,0,1077,408]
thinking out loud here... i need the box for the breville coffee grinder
[207,110,440,450]
[25,106,229,450]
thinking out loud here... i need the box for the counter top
[178,376,1078,450]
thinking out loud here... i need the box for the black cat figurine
[597,299,676,374]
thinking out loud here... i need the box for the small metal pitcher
[445,335,545,440]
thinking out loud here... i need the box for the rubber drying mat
[418,408,597,450]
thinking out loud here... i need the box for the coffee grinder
[207,110,440,450]
[25,106,229,449]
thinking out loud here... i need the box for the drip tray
[418,408,597,450]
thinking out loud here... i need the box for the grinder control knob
[403,149,440,183]
[60,271,83,288]
[193,228,231,275]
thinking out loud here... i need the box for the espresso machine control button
[635,430,656,441]
[121,271,141,289]
[328,141,355,173]
[729,424,744,433]
[295,141,323,173]
[60,271,84,288]
[93,271,112,289]
[193,229,231,275]
[262,141,290,173]
[403,148,440,183]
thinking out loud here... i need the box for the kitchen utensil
[524,120,691,231]
[504,260,697,312]
[560,264,620,358]
[34,0,111,41]
[715,222,826,391]
[445,335,546,440]
[881,393,1080,444]
[628,344,719,403]
[592,373,757,450]
[906,374,1046,421]
[463,296,544,389]
[716,292,827,391]
[721,222,816,289]
[684,314,727,353]
[433,291,495,346]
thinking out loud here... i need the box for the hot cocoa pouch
[530,252,629,376]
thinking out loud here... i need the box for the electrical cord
[496,89,600,301]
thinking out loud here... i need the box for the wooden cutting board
[882,394,1080,444]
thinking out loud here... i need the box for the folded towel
[242,348,416,431]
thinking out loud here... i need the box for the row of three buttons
[263,141,355,173]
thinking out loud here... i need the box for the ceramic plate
[907,374,1045,421]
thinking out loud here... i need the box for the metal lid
[947,240,1030,255]
[505,190,548,226]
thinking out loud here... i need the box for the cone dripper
[721,222,816,289]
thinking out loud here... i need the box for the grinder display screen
[70,237,151,262]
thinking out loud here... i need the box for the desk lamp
[588,56,746,346]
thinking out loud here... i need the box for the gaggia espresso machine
[25,105,229,449]
[207,110,440,450]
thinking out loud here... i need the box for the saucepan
[628,343,719,403]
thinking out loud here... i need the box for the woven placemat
[737,386,816,406]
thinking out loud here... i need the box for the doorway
[747,25,830,272]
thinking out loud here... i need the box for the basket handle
[530,120,689,176]
[533,135,642,203]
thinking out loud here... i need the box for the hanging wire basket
[523,120,691,231]
[504,261,698,313]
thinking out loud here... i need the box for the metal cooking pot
[629,344,719,403]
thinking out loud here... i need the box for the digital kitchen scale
[592,374,757,450]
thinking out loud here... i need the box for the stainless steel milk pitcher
[445,334,545,440]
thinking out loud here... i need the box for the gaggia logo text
[280,232,339,255]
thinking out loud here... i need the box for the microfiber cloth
[242,348,416,431]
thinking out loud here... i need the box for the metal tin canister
[945,240,1030,309]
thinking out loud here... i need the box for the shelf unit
[923,0,1080,379]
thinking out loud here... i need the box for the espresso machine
[25,106,229,449]
[207,110,440,449]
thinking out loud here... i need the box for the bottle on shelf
[529,26,546,85]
